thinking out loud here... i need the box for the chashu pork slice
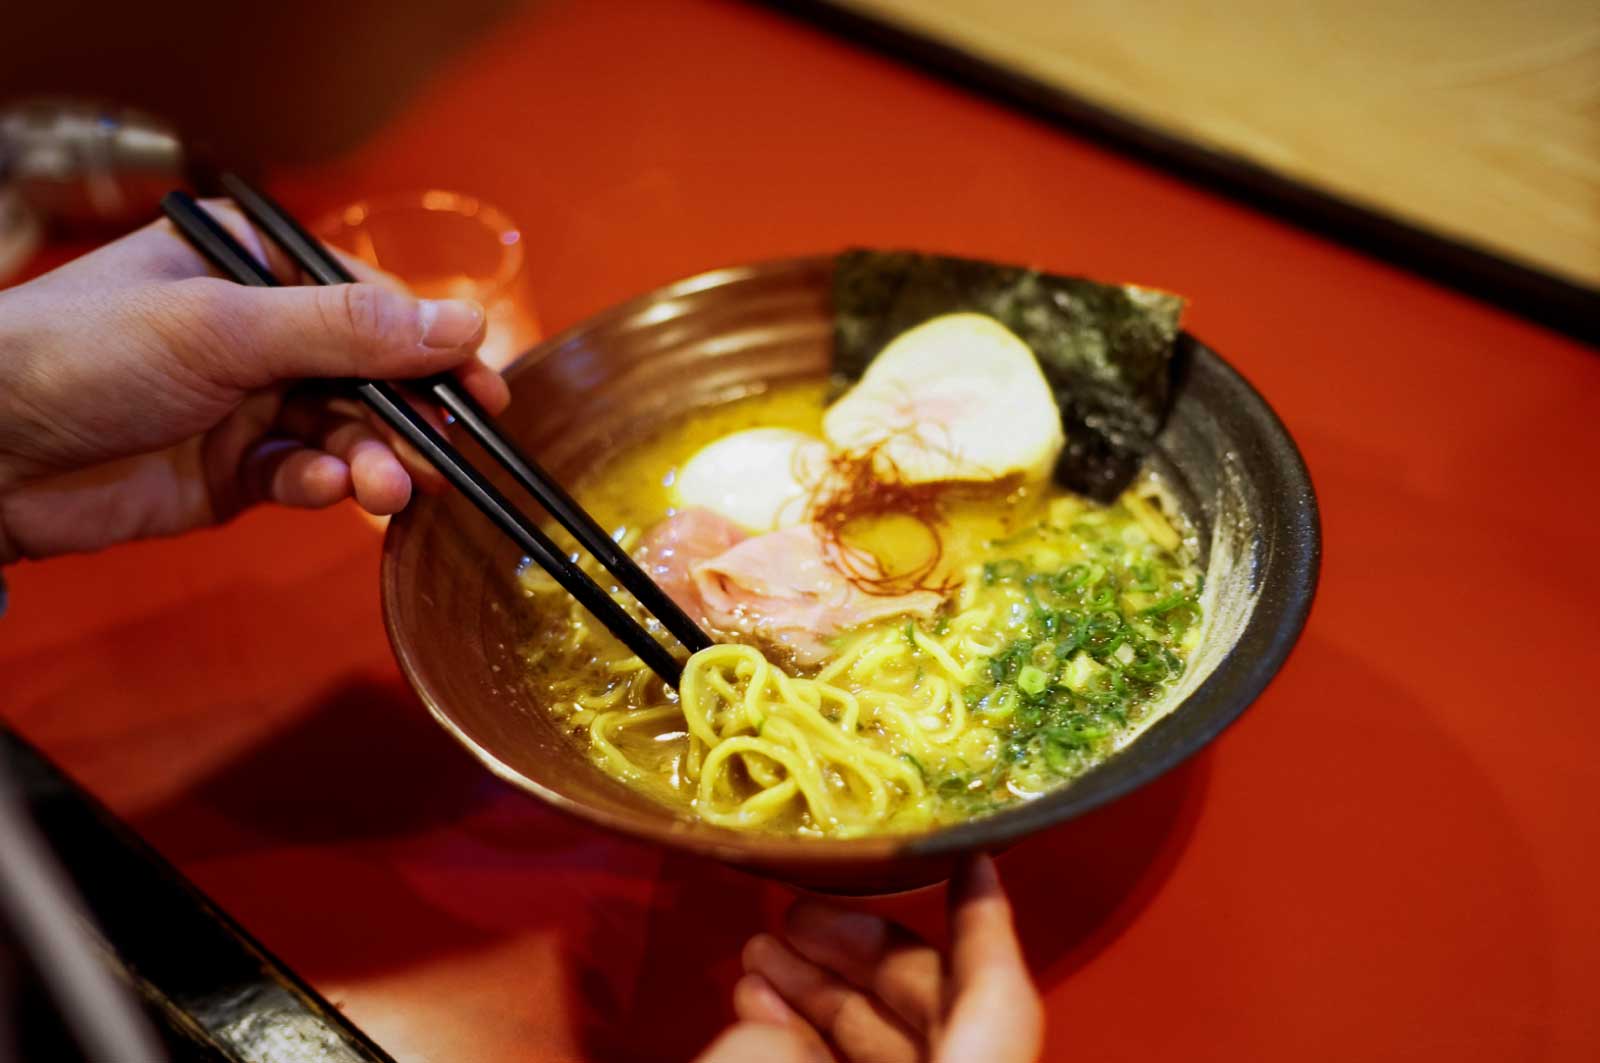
[636,507,748,623]
[692,524,944,662]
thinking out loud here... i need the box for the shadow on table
[128,672,767,1055]
[109,537,1566,1061]
[568,851,772,1062]
[1005,748,1210,983]
[129,669,1206,1059]
[565,752,1211,1062]
[134,676,511,850]
[128,675,578,977]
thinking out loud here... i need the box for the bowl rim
[381,254,1322,863]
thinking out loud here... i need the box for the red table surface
[5,2,1599,1060]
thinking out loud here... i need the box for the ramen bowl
[380,256,1320,894]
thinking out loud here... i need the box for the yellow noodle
[514,383,1203,838]
[591,705,681,781]
[608,638,941,833]
[913,628,966,682]
[576,683,629,710]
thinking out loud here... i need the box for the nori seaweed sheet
[832,249,1186,502]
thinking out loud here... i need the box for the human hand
[0,201,509,563]
[695,856,1044,1063]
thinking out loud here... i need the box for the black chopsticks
[216,175,714,657]
[161,186,711,686]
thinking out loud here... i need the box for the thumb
[168,277,486,390]
[935,855,1043,1063]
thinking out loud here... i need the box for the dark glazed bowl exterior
[381,257,1321,894]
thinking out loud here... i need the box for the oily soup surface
[518,382,1203,837]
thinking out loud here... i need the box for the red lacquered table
[5,2,1598,1060]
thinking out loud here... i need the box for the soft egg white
[673,427,829,532]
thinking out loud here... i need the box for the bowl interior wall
[381,258,1318,893]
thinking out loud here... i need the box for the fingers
[195,212,508,415]
[694,1022,832,1063]
[170,201,416,296]
[190,200,404,290]
[237,439,350,510]
[194,199,307,283]
[454,357,513,414]
[935,856,1043,1063]
[162,277,486,392]
[238,431,409,517]
[735,972,796,1026]
[734,974,834,1055]
[276,394,420,515]
[744,933,922,1063]
[321,419,413,514]
[147,200,301,286]
[947,855,1027,990]
[275,372,495,510]
[785,900,943,1036]
[351,396,451,495]
[341,365,508,494]
[742,858,1045,1063]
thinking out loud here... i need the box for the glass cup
[316,192,540,530]
[315,191,540,371]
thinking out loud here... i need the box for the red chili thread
[805,433,961,598]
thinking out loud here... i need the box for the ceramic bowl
[381,256,1320,894]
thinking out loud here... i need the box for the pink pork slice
[635,507,748,622]
[691,524,944,661]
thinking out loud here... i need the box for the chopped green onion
[1141,593,1196,616]
[983,559,1026,584]
[1043,738,1077,773]
[1051,564,1092,594]
[944,499,1198,803]
[982,686,1019,719]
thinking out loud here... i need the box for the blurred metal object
[2,726,398,1062]
[0,98,184,229]
[0,764,165,1061]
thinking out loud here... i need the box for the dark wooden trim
[1,727,396,1062]
[760,0,1600,348]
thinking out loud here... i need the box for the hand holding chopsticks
[160,179,712,686]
